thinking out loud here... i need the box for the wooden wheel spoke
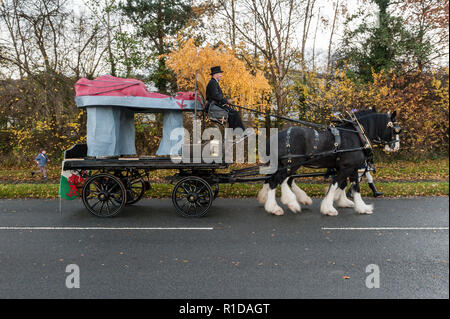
[105,201,111,214]
[93,182,102,193]
[106,182,119,193]
[90,199,101,209]
[109,196,121,207]
[192,203,198,215]
[180,201,189,211]
[180,184,189,194]
[99,201,105,215]
[197,184,206,193]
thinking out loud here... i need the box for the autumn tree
[120,0,200,93]
[288,66,449,155]
[336,0,446,82]
[0,0,95,162]
[396,0,449,70]
[85,0,147,78]
[215,0,304,128]
[165,38,271,113]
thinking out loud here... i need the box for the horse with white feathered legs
[257,108,401,216]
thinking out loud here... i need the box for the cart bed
[63,157,227,170]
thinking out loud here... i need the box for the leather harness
[283,119,374,173]
[284,126,343,173]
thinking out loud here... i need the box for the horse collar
[351,115,372,150]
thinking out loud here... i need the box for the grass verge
[1,158,448,184]
[0,181,448,199]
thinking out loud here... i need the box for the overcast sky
[68,0,375,68]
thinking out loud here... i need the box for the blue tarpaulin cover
[156,111,184,156]
[74,76,202,157]
[86,107,136,157]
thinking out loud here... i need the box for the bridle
[337,111,401,150]
[372,119,402,148]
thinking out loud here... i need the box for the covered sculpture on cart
[74,75,203,157]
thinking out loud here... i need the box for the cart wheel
[125,177,146,205]
[82,173,126,217]
[172,176,213,217]
[211,183,219,200]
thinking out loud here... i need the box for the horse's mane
[335,109,377,127]
[354,108,377,118]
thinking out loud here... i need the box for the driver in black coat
[206,66,246,132]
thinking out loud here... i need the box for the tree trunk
[312,7,321,70]
[106,9,116,77]
[327,0,339,74]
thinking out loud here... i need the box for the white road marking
[0,226,214,231]
[322,227,449,231]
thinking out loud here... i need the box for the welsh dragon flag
[59,161,84,200]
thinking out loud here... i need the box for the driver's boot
[368,183,383,197]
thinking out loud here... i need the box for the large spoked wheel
[172,176,213,217]
[82,173,126,217]
[124,177,146,205]
[113,170,147,205]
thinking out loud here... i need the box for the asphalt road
[0,196,448,299]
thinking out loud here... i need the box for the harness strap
[286,127,292,173]
[329,127,341,151]
[313,129,319,151]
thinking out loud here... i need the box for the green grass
[0,183,60,199]
[1,158,448,183]
[1,157,447,199]
[1,181,447,199]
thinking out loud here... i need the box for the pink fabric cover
[75,75,200,107]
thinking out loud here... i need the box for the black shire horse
[258,109,401,216]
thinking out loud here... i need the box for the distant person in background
[31,149,49,181]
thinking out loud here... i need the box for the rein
[231,103,366,135]
[229,103,396,148]
[229,104,327,130]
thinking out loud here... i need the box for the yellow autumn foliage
[289,67,449,154]
[165,39,272,111]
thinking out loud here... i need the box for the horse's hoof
[270,207,284,216]
[322,209,338,216]
[287,202,301,213]
[355,206,373,214]
[300,197,313,206]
